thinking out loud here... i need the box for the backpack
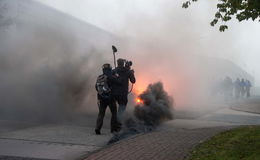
[96,74,111,99]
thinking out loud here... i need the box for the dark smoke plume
[108,82,174,144]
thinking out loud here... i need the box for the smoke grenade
[108,82,174,144]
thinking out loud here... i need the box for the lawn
[188,126,260,160]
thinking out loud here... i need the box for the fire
[135,97,143,104]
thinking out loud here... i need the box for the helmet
[102,63,112,74]
[117,58,125,67]
[102,63,111,70]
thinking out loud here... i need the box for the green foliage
[188,126,260,160]
[183,0,260,32]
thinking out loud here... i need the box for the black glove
[130,69,134,74]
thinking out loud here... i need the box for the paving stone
[84,127,233,160]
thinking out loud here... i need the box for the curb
[230,107,260,115]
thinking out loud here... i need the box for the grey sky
[36,0,260,86]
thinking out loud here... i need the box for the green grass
[188,126,260,160]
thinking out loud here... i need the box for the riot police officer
[95,64,120,135]
[112,58,136,125]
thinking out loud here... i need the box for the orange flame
[135,97,143,104]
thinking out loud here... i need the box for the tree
[182,0,260,32]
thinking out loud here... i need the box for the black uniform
[95,69,120,134]
[112,67,135,104]
[112,66,135,124]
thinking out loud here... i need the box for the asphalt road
[0,114,112,160]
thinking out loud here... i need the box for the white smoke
[0,0,116,122]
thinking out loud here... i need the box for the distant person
[245,80,252,98]
[223,76,233,98]
[228,77,233,97]
[112,58,136,126]
[234,78,241,99]
[95,64,120,135]
[240,78,246,97]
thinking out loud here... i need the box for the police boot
[95,129,101,135]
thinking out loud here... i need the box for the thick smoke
[1,0,257,124]
[0,0,116,122]
[0,33,101,122]
[108,82,174,144]
[108,0,256,109]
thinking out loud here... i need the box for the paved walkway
[0,120,112,160]
[1,97,260,160]
[84,127,233,160]
[82,98,260,160]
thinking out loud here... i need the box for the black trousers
[113,94,128,105]
[95,98,118,132]
[113,94,128,127]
